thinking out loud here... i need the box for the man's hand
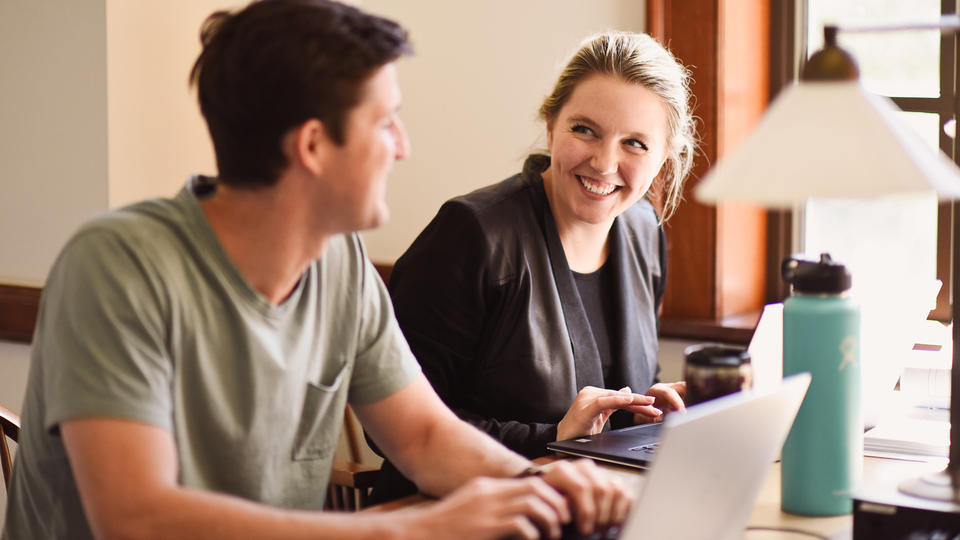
[634,382,686,423]
[556,386,659,441]
[398,476,570,540]
[538,459,633,535]
[397,458,631,539]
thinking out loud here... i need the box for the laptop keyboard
[627,442,659,456]
[559,522,622,540]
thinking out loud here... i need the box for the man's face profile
[317,63,409,233]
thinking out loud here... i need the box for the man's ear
[284,119,329,176]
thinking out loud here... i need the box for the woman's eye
[625,138,648,151]
[571,124,594,136]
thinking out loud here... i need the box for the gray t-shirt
[2,180,420,539]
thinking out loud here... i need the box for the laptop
[547,421,664,469]
[554,373,811,540]
[549,305,789,469]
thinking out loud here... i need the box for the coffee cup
[683,344,753,406]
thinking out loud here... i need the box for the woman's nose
[590,142,618,175]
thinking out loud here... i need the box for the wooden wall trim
[0,285,41,344]
[0,267,396,347]
[2,263,755,347]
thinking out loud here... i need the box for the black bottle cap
[781,253,852,294]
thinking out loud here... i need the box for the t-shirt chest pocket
[292,357,350,461]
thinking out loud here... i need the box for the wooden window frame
[649,0,777,345]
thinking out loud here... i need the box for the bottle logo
[838,336,858,372]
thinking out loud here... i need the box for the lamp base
[854,472,960,539]
[899,470,960,502]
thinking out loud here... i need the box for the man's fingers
[527,477,571,523]
[503,493,562,539]
[610,479,634,523]
[577,460,615,528]
[555,460,598,534]
[498,515,540,540]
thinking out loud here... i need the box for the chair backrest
[1,404,21,490]
[325,406,381,511]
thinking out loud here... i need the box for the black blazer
[389,154,667,458]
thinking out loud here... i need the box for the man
[1,1,642,539]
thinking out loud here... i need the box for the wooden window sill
[659,311,761,345]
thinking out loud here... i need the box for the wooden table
[366,455,948,539]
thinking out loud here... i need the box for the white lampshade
[695,80,960,206]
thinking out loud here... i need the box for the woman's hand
[634,382,686,423]
[556,386,659,441]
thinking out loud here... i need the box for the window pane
[804,111,939,294]
[807,0,940,97]
[804,195,937,294]
[896,111,941,151]
[802,111,939,420]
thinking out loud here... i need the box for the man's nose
[394,117,410,160]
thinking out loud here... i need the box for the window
[802,0,948,326]
[800,0,954,417]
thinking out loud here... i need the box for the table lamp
[695,18,960,503]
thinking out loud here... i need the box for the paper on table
[864,393,949,462]
[864,418,948,461]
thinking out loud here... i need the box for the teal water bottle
[780,253,861,516]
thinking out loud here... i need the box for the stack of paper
[864,408,949,461]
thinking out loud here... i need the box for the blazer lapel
[608,216,659,390]
[530,177,604,391]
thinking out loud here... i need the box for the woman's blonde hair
[539,31,697,221]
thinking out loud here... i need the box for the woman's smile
[577,175,620,197]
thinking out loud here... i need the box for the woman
[374,31,697,501]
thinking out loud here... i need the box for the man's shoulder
[50,195,200,299]
[72,196,189,248]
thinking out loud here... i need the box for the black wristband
[515,464,546,478]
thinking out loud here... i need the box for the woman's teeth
[578,176,617,196]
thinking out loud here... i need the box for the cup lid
[684,344,751,367]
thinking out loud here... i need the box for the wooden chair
[325,406,380,511]
[1,403,21,490]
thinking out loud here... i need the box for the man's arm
[61,418,410,540]
[355,375,633,535]
[61,406,572,540]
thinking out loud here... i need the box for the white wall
[0,0,109,287]
[105,0,224,208]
